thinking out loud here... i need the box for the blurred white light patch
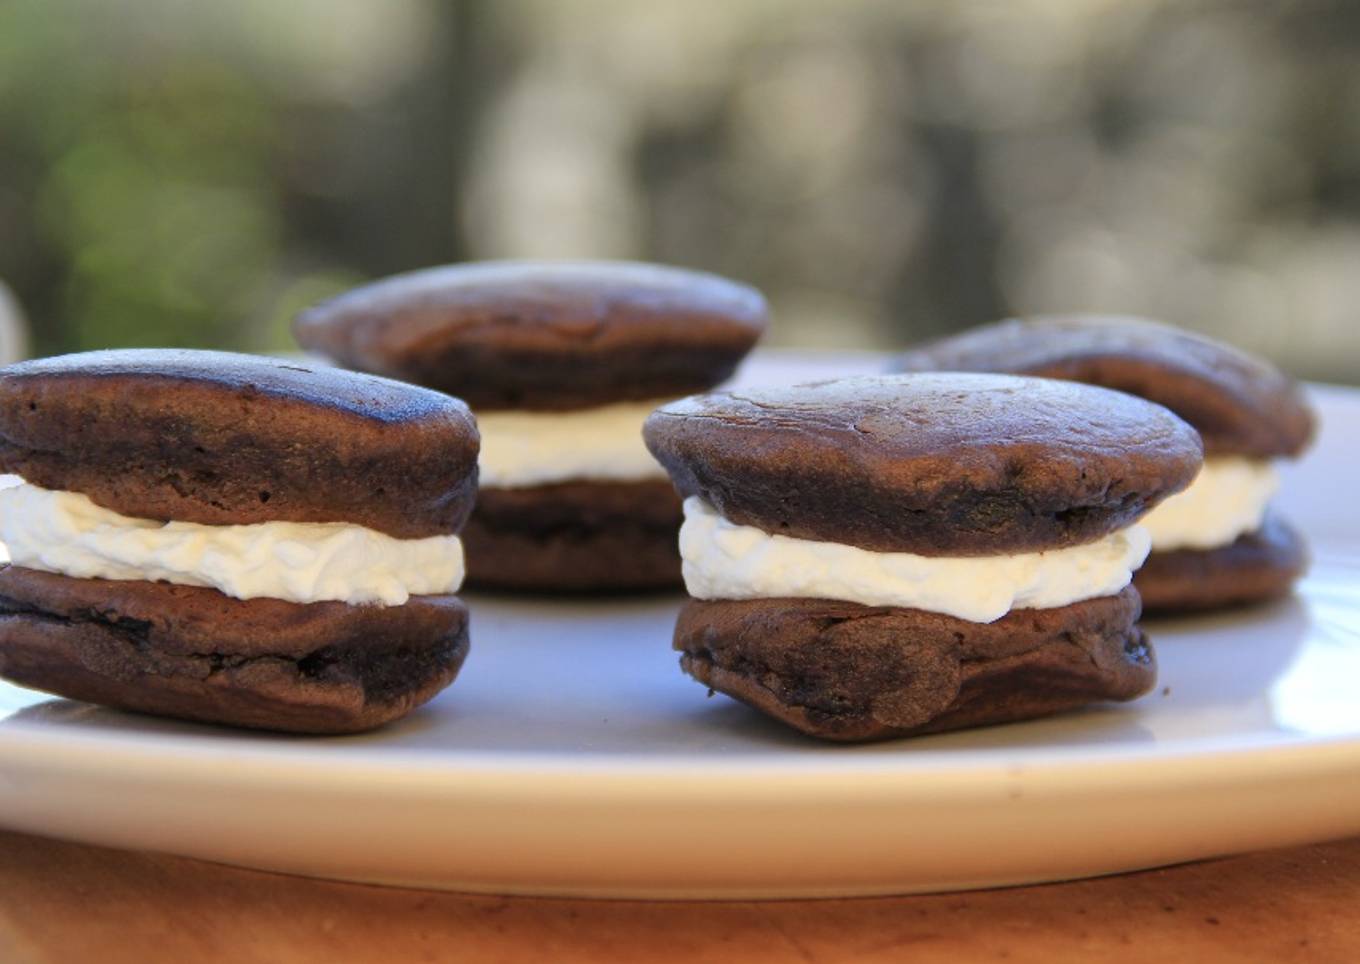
[0,282,27,365]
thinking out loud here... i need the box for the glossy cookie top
[891,315,1315,458]
[644,373,1203,556]
[0,350,480,539]
[294,260,769,411]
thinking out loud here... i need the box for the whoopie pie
[892,316,1315,612]
[0,350,479,733]
[643,373,1202,741]
[294,260,768,591]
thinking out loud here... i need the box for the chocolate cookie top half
[293,260,769,411]
[644,373,1202,556]
[0,350,479,539]
[891,315,1314,458]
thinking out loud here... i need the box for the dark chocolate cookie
[891,315,1315,457]
[294,260,769,411]
[0,566,469,734]
[462,480,682,591]
[644,373,1202,556]
[1136,514,1307,613]
[0,350,479,539]
[675,588,1152,741]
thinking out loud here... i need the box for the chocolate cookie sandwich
[294,260,768,591]
[0,349,479,733]
[893,316,1315,612]
[643,374,1202,741]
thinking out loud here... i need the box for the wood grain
[2,831,1358,963]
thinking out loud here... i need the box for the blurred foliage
[1,0,1358,380]
[35,66,282,350]
[4,4,268,352]
[0,0,470,356]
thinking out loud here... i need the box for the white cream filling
[476,399,668,489]
[0,483,463,607]
[679,497,1151,624]
[1140,457,1279,552]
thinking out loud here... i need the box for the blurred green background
[1,0,1358,380]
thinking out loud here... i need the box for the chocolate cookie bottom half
[0,566,469,734]
[1136,514,1307,614]
[462,479,683,591]
[674,588,1153,742]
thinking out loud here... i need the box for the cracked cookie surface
[674,587,1152,741]
[644,373,1202,555]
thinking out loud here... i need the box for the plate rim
[5,717,1360,790]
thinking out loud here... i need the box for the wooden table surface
[2,832,1358,962]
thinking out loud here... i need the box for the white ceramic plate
[1,352,1358,899]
